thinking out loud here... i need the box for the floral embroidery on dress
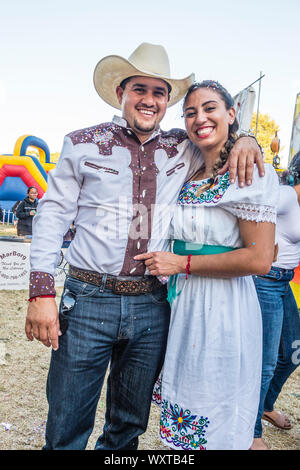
[152,376,162,405]
[178,172,230,205]
[157,129,188,159]
[160,400,209,450]
[68,123,124,156]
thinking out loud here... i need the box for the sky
[0,0,299,167]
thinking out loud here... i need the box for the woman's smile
[195,126,215,139]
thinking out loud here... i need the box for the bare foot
[262,410,292,430]
[250,438,269,450]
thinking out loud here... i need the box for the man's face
[116,76,170,142]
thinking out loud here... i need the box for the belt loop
[99,274,107,293]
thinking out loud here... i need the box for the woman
[135,81,278,450]
[16,186,38,236]
[251,152,300,450]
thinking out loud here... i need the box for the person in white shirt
[251,151,300,450]
[135,81,278,450]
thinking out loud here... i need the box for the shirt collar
[112,115,161,143]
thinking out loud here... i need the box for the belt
[68,265,162,295]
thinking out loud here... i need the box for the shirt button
[127,130,132,135]
[141,145,144,151]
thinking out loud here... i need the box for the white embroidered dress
[156,165,279,450]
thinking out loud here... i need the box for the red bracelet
[28,295,56,302]
[185,254,192,280]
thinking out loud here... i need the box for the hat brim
[93,55,195,110]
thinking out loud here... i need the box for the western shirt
[29,115,202,297]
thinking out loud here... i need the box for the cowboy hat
[93,42,195,110]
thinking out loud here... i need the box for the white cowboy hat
[93,42,195,110]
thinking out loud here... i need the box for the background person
[15,186,38,236]
[136,81,278,450]
[251,151,300,450]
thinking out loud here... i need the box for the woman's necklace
[190,165,215,196]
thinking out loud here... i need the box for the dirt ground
[0,287,299,451]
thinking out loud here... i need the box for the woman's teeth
[197,127,214,136]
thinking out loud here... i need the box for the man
[25,43,264,450]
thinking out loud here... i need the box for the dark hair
[183,80,239,184]
[27,186,37,195]
[119,76,172,94]
[280,151,300,186]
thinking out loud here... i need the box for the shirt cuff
[29,271,56,298]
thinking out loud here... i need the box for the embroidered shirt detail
[157,129,188,159]
[67,123,124,155]
[178,172,231,205]
[29,271,56,298]
[160,400,209,450]
[152,377,162,406]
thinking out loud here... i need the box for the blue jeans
[253,267,300,438]
[43,276,170,450]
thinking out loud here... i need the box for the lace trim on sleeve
[229,203,276,223]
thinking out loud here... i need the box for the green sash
[167,241,237,305]
[173,240,237,256]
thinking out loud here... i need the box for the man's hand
[218,136,265,187]
[25,297,60,350]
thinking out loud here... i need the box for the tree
[250,113,280,164]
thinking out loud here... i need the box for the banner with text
[0,242,66,290]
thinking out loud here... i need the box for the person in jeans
[25,43,264,450]
[251,151,300,450]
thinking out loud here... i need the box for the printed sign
[0,242,66,290]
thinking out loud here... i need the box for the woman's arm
[15,201,28,219]
[134,220,275,278]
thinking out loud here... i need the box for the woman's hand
[134,252,186,276]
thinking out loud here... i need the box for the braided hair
[183,80,239,187]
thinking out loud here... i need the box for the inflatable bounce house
[0,135,56,215]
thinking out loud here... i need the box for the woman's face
[28,188,38,201]
[183,87,235,152]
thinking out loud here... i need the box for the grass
[0,224,17,237]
